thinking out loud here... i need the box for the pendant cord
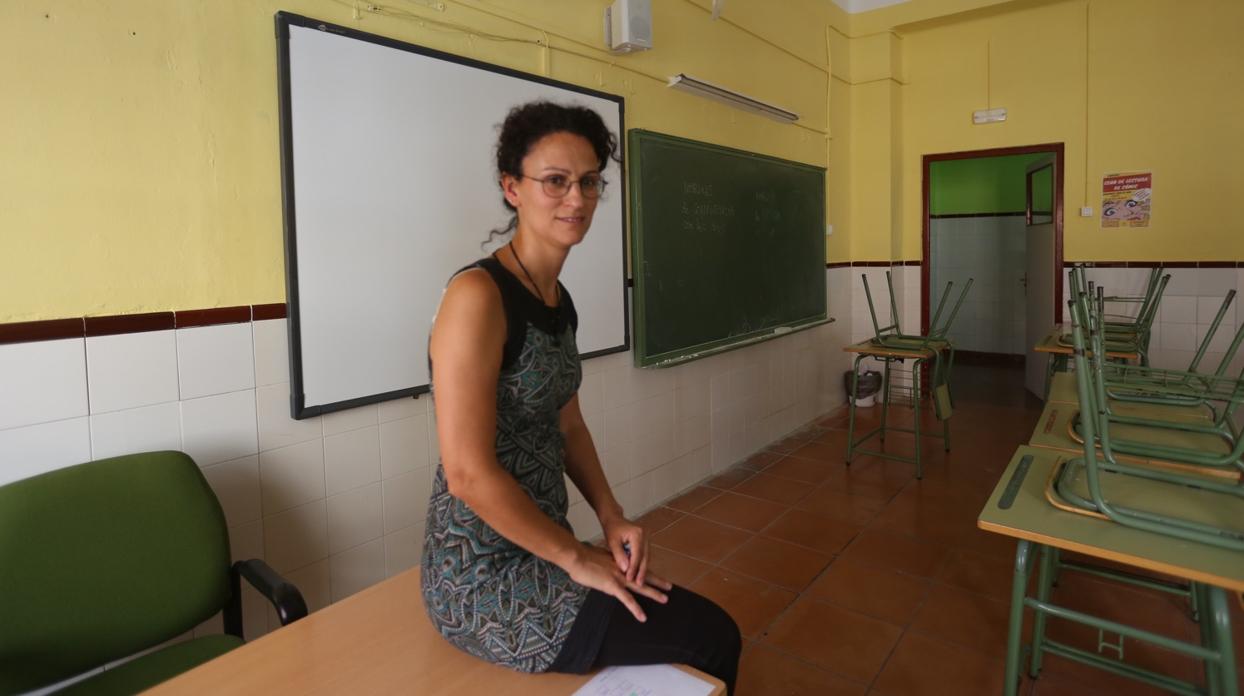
[509,243,559,308]
[509,243,561,341]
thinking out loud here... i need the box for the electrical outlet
[1080,207,1093,217]
[826,224,834,236]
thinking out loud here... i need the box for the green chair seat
[0,451,307,695]
[58,634,244,696]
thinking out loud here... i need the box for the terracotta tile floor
[638,364,1244,695]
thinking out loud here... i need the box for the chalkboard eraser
[773,326,792,335]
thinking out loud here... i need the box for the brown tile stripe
[0,318,86,344]
[929,211,1026,219]
[827,260,922,268]
[84,312,175,337]
[252,303,288,320]
[0,303,288,345]
[175,306,252,328]
[1068,261,1240,268]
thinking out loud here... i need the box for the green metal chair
[1020,285,1244,696]
[0,451,307,695]
[1099,265,1165,336]
[1060,266,1169,366]
[860,270,974,419]
[1068,268,1244,428]
[1050,287,1244,550]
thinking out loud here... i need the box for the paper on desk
[571,665,715,696]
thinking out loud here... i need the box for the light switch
[1080,207,1093,217]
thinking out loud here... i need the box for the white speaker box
[604,0,652,54]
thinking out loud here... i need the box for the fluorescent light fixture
[972,107,1007,124]
[667,73,799,123]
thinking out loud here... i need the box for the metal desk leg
[1029,545,1055,677]
[1006,540,1037,696]
[1208,585,1238,696]
[880,359,891,442]
[1194,583,1220,695]
[846,353,866,464]
[912,357,923,479]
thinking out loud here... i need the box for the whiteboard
[276,13,628,418]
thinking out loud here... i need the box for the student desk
[146,568,725,695]
[1028,400,1239,483]
[1035,327,1140,399]
[980,446,1241,696]
[842,339,951,479]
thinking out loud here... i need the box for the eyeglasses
[521,173,608,199]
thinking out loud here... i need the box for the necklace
[509,243,558,307]
[509,243,561,338]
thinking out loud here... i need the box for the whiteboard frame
[275,12,629,419]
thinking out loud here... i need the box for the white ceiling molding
[830,0,910,13]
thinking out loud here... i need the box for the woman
[421,101,741,692]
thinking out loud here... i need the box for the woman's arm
[431,271,665,619]
[561,396,651,586]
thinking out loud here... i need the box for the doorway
[921,144,1064,399]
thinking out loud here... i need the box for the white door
[1025,157,1057,399]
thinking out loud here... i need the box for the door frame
[921,143,1065,335]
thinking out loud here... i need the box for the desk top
[978,446,1244,592]
[1033,329,1139,360]
[843,339,937,359]
[146,569,724,695]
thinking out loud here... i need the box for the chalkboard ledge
[637,317,835,369]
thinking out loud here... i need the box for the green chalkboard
[629,130,828,368]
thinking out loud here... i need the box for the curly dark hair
[484,100,619,247]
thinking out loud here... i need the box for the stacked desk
[842,339,951,479]
[982,377,1242,695]
[981,447,1241,695]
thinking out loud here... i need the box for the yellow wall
[892,0,1244,261]
[0,0,840,322]
[7,0,1239,320]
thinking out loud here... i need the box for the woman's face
[502,131,602,249]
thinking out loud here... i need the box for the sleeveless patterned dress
[421,256,590,673]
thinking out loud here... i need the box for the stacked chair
[845,271,972,478]
[1051,269,1244,548]
[1019,267,1243,696]
[1057,266,1170,367]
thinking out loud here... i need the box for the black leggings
[548,586,741,695]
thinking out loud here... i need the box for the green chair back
[0,451,233,694]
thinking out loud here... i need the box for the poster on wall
[1101,172,1152,228]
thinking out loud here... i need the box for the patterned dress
[421,256,590,673]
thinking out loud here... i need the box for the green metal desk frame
[981,446,1240,696]
[843,340,950,479]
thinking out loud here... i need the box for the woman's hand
[566,545,673,623]
[600,513,651,586]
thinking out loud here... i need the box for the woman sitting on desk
[421,101,741,692]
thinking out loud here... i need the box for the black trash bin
[843,369,882,406]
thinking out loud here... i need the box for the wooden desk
[146,569,724,695]
[979,447,1242,696]
[842,339,950,479]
